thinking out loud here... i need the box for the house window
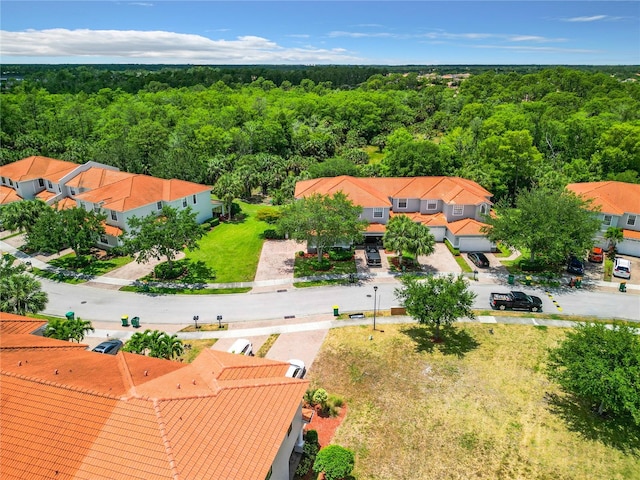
[9,179,13,186]
[427,201,437,210]
[183,198,187,208]
[70,188,76,196]
[628,215,637,227]
[157,201,162,210]
[287,423,293,437]
[100,235,108,244]
[602,215,612,226]
[58,185,61,192]
[47,181,52,189]
[453,205,464,216]
[373,208,384,219]
[38,178,44,187]
[94,205,100,213]
[111,210,117,221]
[192,194,197,204]
[480,204,488,215]
[398,198,407,209]
[1,177,4,184]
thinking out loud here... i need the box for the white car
[285,359,306,379]
[227,338,254,356]
[613,257,631,279]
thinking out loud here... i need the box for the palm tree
[67,317,94,343]
[0,273,48,315]
[604,227,624,256]
[383,215,435,266]
[43,317,71,341]
[122,330,153,355]
[157,333,184,360]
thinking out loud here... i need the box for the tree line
[1,67,638,207]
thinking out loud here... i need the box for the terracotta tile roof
[1,319,308,480]
[366,223,387,233]
[567,181,640,216]
[391,211,449,227]
[75,175,211,212]
[447,218,488,235]
[0,185,21,204]
[102,222,123,237]
[0,334,88,351]
[623,229,640,240]
[53,197,78,210]
[295,176,492,207]
[65,167,134,190]
[35,189,57,201]
[0,156,78,183]
[0,313,47,335]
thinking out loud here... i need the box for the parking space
[612,253,638,281]
[210,335,271,356]
[419,242,461,274]
[265,329,329,372]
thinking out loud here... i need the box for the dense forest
[2,65,639,204]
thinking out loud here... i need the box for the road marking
[532,318,538,326]
[545,290,563,312]
[478,316,497,324]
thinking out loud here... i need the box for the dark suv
[92,339,123,355]
[567,256,584,275]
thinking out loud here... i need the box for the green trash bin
[121,315,129,327]
[131,316,140,328]
[508,274,515,285]
[333,305,339,316]
[65,311,75,321]
[619,282,627,293]
[524,276,532,286]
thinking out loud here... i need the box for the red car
[588,247,604,263]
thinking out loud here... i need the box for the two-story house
[567,181,640,257]
[1,313,310,480]
[295,175,495,252]
[0,156,214,248]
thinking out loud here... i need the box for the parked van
[613,257,631,279]
[227,338,254,356]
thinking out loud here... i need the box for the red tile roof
[0,313,47,335]
[295,176,492,207]
[447,218,488,235]
[75,175,211,212]
[0,185,21,204]
[624,229,640,240]
[0,156,78,183]
[65,167,134,190]
[567,181,640,216]
[0,316,308,480]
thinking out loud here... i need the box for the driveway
[419,243,461,273]
[462,251,510,275]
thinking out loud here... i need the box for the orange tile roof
[65,167,134,190]
[447,218,488,235]
[366,223,387,233]
[0,313,47,335]
[295,176,492,207]
[1,317,308,480]
[102,222,123,237]
[75,175,211,212]
[0,185,21,204]
[391,211,449,227]
[567,181,640,216]
[52,197,78,210]
[35,189,57,201]
[0,156,78,183]
[624,229,640,240]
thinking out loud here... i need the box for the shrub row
[444,238,460,256]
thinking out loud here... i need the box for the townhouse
[295,175,495,252]
[567,181,640,257]
[0,313,309,480]
[0,156,214,248]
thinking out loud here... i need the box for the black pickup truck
[490,291,543,312]
[365,245,382,267]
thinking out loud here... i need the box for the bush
[312,388,328,407]
[313,445,355,480]
[310,259,331,271]
[298,251,306,257]
[328,248,354,261]
[208,217,220,228]
[328,393,344,408]
[305,429,319,445]
[154,261,185,280]
[444,238,460,256]
[519,259,546,272]
[263,229,285,240]
[256,208,282,224]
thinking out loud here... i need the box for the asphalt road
[43,278,640,325]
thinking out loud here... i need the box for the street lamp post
[217,315,223,329]
[373,286,378,331]
[193,315,199,329]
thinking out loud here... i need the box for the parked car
[588,247,604,263]
[613,257,631,279]
[468,252,490,268]
[92,339,123,355]
[285,359,306,379]
[365,245,382,267]
[227,338,254,356]
[567,256,584,275]
[490,291,543,312]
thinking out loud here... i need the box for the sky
[1,1,639,65]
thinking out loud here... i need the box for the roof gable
[0,156,78,183]
[567,181,640,216]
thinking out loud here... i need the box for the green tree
[604,227,624,256]
[277,192,366,260]
[25,205,66,254]
[0,255,48,315]
[44,316,93,343]
[394,274,476,341]
[312,445,355,480]
[482,187,601,265]
[122,206,205,275]
[58,207,106,260]
[122,329,183,360]
[547,323,640,425]
[383,214,435,266]
[67,317,95,343]
[0,199,49,235]
[212,172,244,219]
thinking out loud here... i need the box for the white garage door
[617,239,640,258]
[458,236,493,252]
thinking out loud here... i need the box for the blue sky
[1,1,639,65]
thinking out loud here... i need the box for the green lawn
[185,201,273,283]
[293,254,357,278]
[364,145,384,164]
[48,253,133,276]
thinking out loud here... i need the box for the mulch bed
[305,404,348,448]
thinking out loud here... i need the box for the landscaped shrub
[328,393,344,408]
[305,429,319,445]
[295,430,320,478]
[256,208,282,224]
[310,259,331,271]
[328,248,354,261]
[312,388,329,408]
[298,250,306,257]
[313,445,355,480]
[263,229,285,240]
[154,261,186,280]
[444,238,460,256]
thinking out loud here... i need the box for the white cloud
[564,15,608,22]
[0,28,363,64]
[128,2,154,6]
[329,30,565,43]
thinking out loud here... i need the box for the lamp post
[217,315,223,329]
[373,286,378,331]
[193,315,199,329]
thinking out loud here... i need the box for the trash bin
[576,276,582,288]
[524,276,532,286]
[121,315,129,327]
[333,305,339,316]
[619,282,627,293]
[131,316,140,328]
[508,274,515,285]
[65,311,75,321]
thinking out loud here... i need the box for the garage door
[458,236,493,252]
[618,239,640,257]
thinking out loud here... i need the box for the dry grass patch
[309,323,640,480]
[178,339,217,363]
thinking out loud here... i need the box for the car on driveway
[365,245,382,267]
[227,338,254,356]
[588,247,604,263]
[613,257,631,279]
[92,339,123,355]
[285,359,306,379]
[467,252,490,268]
[567,256,584,275]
